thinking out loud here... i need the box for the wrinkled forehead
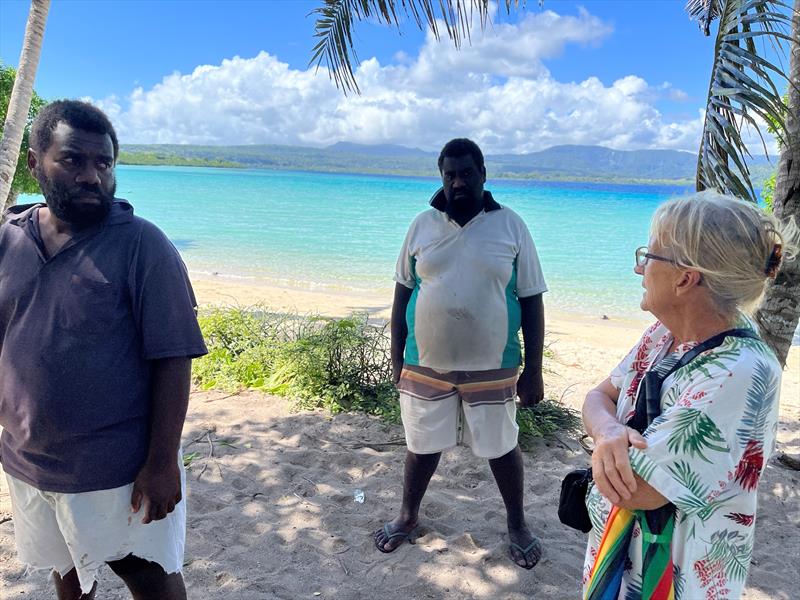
[48,121,114,157]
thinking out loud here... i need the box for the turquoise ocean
[26,165,691,319]
[104,165,692,320]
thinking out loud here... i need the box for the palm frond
[309,0,523,95]
[666,408,729,462]
[705,530,751,582]
[690,0,793,203]
[735,360,778,445]
[686,0,726,35]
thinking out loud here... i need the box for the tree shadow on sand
[1,389,797,599]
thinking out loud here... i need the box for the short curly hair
[437,138,485,174]
[30,99,119,159]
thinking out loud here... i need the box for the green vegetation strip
[118,151,242,168]
[193,307,582,448]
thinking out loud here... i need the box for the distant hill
[118,142,776,186]
[326,141,431,157]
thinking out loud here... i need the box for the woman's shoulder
[713,315,782,376]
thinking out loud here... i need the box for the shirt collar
[3,199,136,228]
[429,188,502,213]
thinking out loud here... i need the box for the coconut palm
[310,0,798,363]
[0,0,50,221]
[755,1,799,366]
[0,64,47,211]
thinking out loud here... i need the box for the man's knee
[107,554,185,600]
[52,568,97,600]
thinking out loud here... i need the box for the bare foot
[373,517,417,553]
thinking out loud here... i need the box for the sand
[1,276,798,599]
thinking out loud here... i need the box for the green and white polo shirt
[394,191,547,372]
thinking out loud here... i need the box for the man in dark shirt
[0,100,207,599]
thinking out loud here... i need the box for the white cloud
[89,7,745,155]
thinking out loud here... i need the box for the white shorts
[397,365,520,459]
[5,461,186,595]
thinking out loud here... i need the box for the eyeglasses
[635,246,677,268]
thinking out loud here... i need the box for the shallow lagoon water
[27,164,691,318]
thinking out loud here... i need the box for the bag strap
[627,328,760,433]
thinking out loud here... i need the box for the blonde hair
[651,191,798,315]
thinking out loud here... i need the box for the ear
[480,165,486,182]
[27,148,38,174]
[674,269,703,296]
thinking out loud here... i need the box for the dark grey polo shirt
[0,201,208,492]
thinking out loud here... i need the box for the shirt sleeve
[628,355,781,517]
[129,222,208,360]
[514,221,548,298]
[393,222,417,289]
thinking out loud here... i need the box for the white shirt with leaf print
[583,316,782,600]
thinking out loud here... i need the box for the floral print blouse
[583,317,782,600]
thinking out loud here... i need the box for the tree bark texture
[0,0,50,222]
[755,0,800,366]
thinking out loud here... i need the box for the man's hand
[516,368,544,408]
[131,459,182,524]
[590,422,647,505]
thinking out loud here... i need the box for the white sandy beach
[1,276,798,599]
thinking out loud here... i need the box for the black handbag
[557,328,759,533]
[558,465,594,532]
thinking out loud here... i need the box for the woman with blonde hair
[581,191,796,600]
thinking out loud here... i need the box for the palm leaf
[670,460,711,500]
[624,575,643,600]
[309,0,524,94]
[735,359,778,443]
[674,565,687,599]
[705,529,752,581]
[669,460,717,518]
[686,0,726,35]
[688,0,793,203]
[667,408,729,462]
[630,448,658,480]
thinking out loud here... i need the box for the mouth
[72,193,104,205]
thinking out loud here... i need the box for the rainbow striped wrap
[585,504,675,600]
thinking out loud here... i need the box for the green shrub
[194,307,578,439]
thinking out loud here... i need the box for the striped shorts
[397,365,519,459]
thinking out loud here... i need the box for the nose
[634,263,644,276]
[75,163,101,186]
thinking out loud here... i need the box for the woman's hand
[590,422,648,504]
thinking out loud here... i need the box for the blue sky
[0,1,783,153]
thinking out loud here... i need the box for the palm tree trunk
[0,0,50,221]
[755,0,800,366]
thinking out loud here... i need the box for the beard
[445,191,482,221]
[39,174,116,226]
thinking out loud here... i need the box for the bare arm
[583,377,666,509]
[390,283,414,384]
[517,294,545,407]
[131,356,192,523]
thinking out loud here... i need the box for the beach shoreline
[189,272,653,324]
